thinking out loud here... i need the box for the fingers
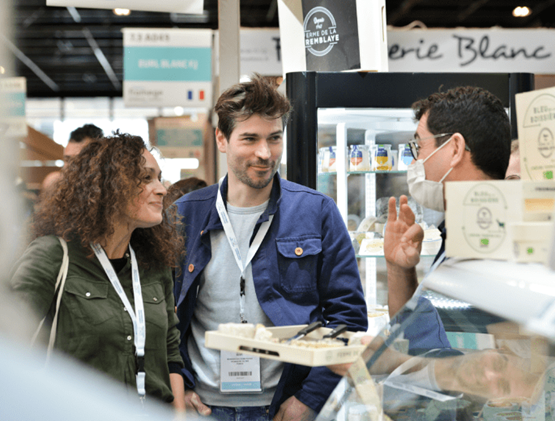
[402,223,424,244]
[361,335,374,345]
[387,196,397,223]
[186,392,211,416]
[398,196,415,225]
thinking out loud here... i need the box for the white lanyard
[215,179,273,323]
[91,243,146,402]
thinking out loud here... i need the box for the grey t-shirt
[188,200,284,406]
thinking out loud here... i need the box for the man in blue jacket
[173,75,368,421]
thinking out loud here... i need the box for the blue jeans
[207,405,271,421]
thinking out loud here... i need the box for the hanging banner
[277,0,388,75]
[0,77,27,138]
[123,28,212,108]
[388,28,555,73]
[46,0,204,14]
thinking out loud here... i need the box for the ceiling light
[0,66,5,74]
[174,106,184,116]
[513,6,531,17]
[113,8,131,16]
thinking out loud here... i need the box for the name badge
[220,350,262,393]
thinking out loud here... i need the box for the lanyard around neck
[91,243,146,401]
[215,178,274,323]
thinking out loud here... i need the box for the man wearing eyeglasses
[384,86,511,353]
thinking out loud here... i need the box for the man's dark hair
[214,74,292,140]
[412,86,511,180]
[164,177,208,208]
[69,124,104,143]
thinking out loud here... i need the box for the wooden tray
[205,325,366,367]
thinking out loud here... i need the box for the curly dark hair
[34,132,184,269]
[412,86,511,180]
[214,73,292,140]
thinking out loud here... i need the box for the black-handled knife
[284,321,323,344]
[322,324,348,339]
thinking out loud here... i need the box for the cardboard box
[446,180,555,260]
[515,86,555,181]
[508,221,551,263]
[446,180,523,260]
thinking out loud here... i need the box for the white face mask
[407,136,454,212]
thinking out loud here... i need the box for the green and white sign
[123,29,212,108]
[462,183,508,254]
[0,77,27,138]
[516,86,555,181]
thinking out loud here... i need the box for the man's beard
[233,158,280,189]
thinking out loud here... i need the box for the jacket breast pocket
[142,283,168,350]
[276,236,321,293]
[63,278,113,325]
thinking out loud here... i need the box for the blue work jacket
[173,174,368,416]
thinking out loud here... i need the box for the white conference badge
[221,351,262,393]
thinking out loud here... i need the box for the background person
[505,139,521,180]
[10,132,186,412]
[164,177,208,209]
[41,123,104,192]
[173,75,368,421]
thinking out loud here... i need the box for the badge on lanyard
[220,350,262,393]
[215,178,273,394]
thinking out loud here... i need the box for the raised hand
[384,195,423,269]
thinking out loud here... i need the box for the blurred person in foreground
[9,132,186,412]
[327,335,542,403]
[42,123,104,192]
[164,177,208,209]
[173,74,368,420]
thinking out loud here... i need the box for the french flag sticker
[187,90,193,100]
[199,90,205,101]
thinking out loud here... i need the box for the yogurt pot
[350,145,371,171]
[372,144,392,171]
[398,144,413,170]
[321,146,337,172]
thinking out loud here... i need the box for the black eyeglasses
[408,133,470,160]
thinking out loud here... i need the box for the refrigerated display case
[285,71,534,309]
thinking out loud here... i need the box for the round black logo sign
[303,7,339,57]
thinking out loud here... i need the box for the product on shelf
[398,144,413,170]
[372,144,392,171]
[349,145,371,171]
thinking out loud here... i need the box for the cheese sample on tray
[206,324,367,366]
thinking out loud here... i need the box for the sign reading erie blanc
[388,28,555,73]
[123,29,212,108]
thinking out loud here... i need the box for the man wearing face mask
[384,86,511,353]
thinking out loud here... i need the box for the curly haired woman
[9,132,186,412]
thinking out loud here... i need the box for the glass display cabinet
[285,71,534,309]
[316,258,555,421]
